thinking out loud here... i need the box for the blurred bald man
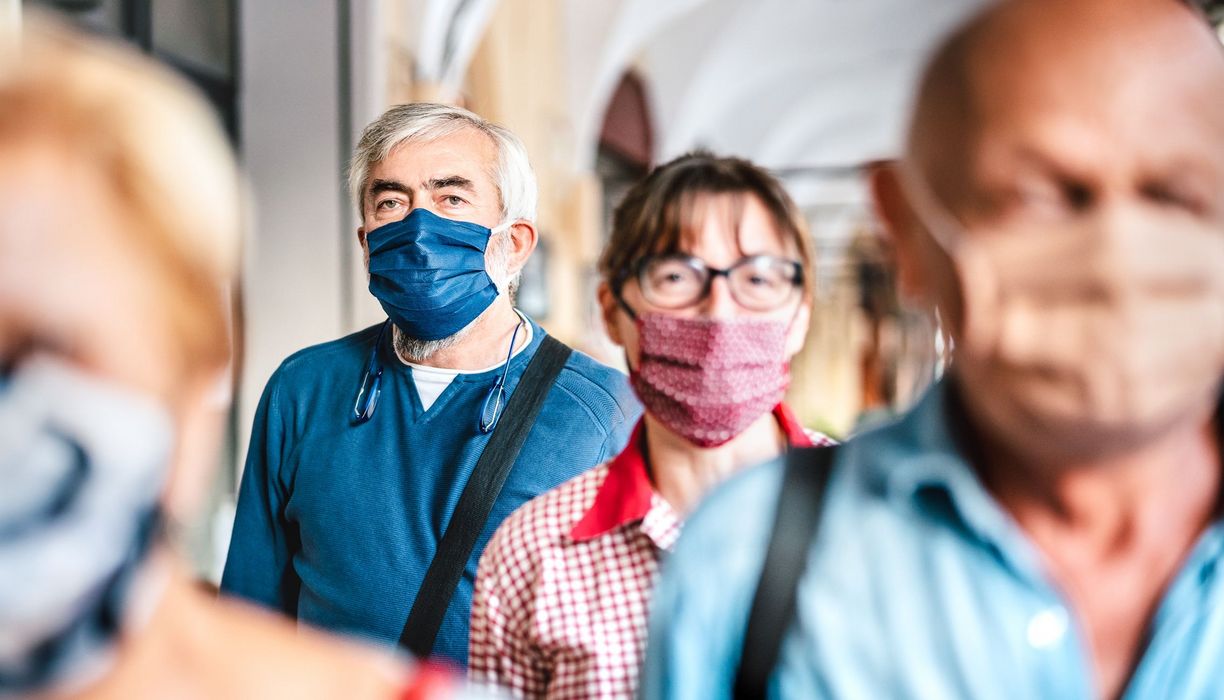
[642,1,1224,698]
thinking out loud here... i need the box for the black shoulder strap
[733,444,838,700]
[398,334,573,658]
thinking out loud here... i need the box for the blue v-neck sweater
[220,318,640,665]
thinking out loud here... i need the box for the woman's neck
[647,409,788,516]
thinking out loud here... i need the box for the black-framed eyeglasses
[615,254,804,313]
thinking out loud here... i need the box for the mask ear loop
[353,321,389,424]
[479,315,526,434]
[611,267,640,322]
[896,162,966,254]
[895,162,999,354]
[780,270,808,367]
[608,271,646,382]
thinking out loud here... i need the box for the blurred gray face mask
[0,357,172,694]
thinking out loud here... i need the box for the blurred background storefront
[12,0,1223,578]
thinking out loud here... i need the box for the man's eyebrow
[368,179,410,198]
[426,175,475,192]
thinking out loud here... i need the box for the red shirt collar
[569,404,813,542]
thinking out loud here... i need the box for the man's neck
[977,412,1221,548]
[395,299,525,371]
[647,410,787,516]
[973,405,1220,700]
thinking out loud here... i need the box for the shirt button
[1026,607,1068,649]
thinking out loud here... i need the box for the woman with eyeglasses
[468,152,835,699]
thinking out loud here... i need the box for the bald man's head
[904,0,1224,214]
[874,0,1224,313]
[867,0,1224,464]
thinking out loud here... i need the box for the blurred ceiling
[582,0,986,171]
[410,0,989,208]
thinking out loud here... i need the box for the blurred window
[23,0,237,140]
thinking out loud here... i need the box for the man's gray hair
[347,103,538,224]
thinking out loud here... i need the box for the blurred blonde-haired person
[0,19,461,699]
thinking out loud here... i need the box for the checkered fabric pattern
[469,406,835,699]
[469,462,672,699]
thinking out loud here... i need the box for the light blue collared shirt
[643,380,1224,699]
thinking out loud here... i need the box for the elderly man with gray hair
[221,103,640,666]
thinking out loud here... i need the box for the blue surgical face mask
[366,207,512,342]
[0,357,171,693]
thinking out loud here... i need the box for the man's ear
[869,162,928,304]
[357,226,370,269]
[597,282,625,347]
[503,220,538,277]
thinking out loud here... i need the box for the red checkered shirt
[468,404,835,699]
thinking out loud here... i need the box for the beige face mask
[901,165,1224,452]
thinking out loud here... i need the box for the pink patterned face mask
[630,313,792,448]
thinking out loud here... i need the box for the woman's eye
[752,273,782,288]
[654,271,691,287]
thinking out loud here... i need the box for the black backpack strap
[733,445,838,700]
[398,334,573,658]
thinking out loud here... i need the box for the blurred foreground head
[0,17,240,693]
[874,0,1224,464]
[0,17,240,398]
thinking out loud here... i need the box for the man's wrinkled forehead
[906,0,1224,187]
[365,126,501,204]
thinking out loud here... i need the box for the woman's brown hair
[598,151,815,298]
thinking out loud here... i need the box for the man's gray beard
[393,308,482,363]
[392,232,518,364]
